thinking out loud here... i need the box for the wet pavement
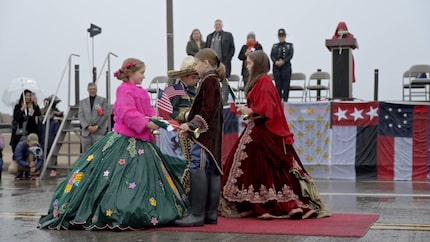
[1,172,429,242]
[0,132,429,241]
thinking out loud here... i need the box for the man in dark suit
[78,83,110,153]
[205,19,235,78]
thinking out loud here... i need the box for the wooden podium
[326,38,358,100]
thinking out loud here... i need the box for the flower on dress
[74,173,84,183]
[118,159,126,165]
[129,182,136,189]
[64,184,72,193]
[58,203,67,214]
[103,170,110,177]
[64,171,84,193]
[86,154,94,162]
[106,209,113,217]
[149,197,157,207]
[53,199,59,218]
[138,149,145,155]
[151,217,158,226]
[92,215,97,223]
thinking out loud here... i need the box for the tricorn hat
[168,56,197,78]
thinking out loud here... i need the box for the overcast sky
[1,0,429,114]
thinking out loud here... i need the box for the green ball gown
[38,132,190,230]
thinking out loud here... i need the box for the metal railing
[0,123,11,132]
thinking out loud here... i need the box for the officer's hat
[278,28,286,37]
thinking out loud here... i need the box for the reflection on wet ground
[1,174,429,242]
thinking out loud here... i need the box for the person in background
[9,133,43,180]
[0,133,4,180]
[220,50,331,220]
[205,19,235,78]
[270,28,294,102]
[78,83,110,153]
[163,56,199,123]
[38,57,189,230]
[238,32,263,86]
[10,89,41,153]
[158,55,200,193]
[39,95,63,155]
[175,48,224,227]
[332,21,358,83]
[40,95,64,121]
[186,29,205,57]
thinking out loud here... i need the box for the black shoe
[175,214,205,227]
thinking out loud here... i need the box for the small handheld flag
[150,118,179,132]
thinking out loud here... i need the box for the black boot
[175,169,208,226]
[204,173,220,224]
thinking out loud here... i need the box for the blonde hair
[244,50,270,95]
[114,58,145,82]
[194,48,226,81]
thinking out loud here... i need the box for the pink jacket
[113,82,156,142]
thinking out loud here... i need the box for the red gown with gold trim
[220,75,331,219]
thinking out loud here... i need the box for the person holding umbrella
[10,89,41,153]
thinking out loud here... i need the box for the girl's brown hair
[244,50,270,95]
[195,48,226,81]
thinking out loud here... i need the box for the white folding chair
[402,65,430,101]
[147,76,169,105]
[306,71,331,101]
[288,72,307,102]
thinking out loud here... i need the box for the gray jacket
[78,96,110,137]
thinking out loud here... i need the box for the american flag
[156,86,187,120]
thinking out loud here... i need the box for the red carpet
[151,214,379,238]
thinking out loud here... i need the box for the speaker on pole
[87,23,102,37]
[87,23,102,83]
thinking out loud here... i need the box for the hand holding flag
[149,117,201,138]
[150,118,179,132]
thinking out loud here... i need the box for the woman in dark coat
[10,89,41,152]
[238,32,263,86]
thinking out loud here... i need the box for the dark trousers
[222,60,232,78]
[273,65,292,102]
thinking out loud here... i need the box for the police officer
[270,28,294,102]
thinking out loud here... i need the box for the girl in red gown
[220,50,331,219]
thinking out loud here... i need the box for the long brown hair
[189,28,203,42]
[195,48,226,81]
[244,50,270,95]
